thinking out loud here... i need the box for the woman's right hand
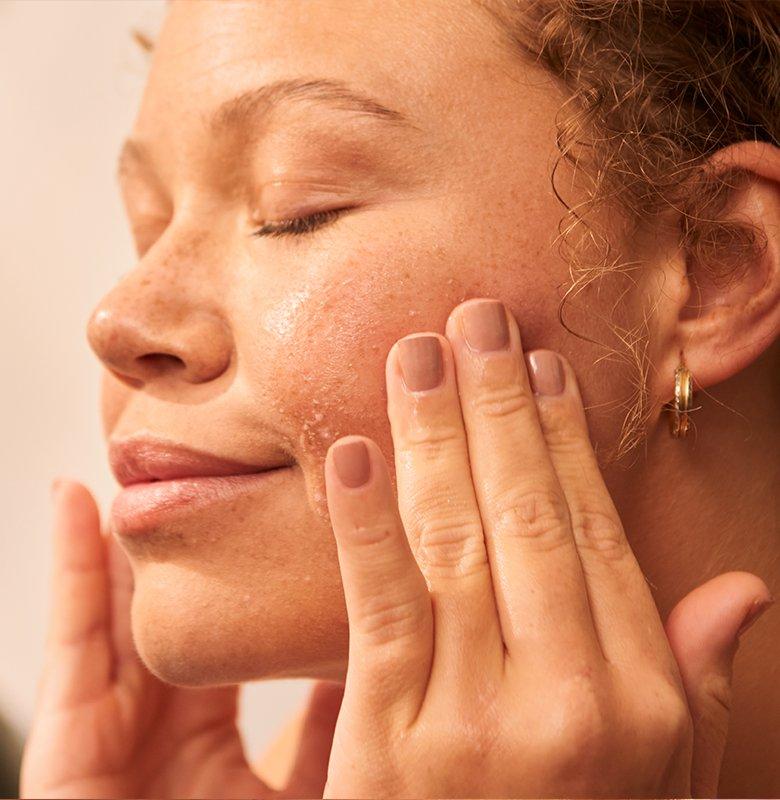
[20,480,342,800]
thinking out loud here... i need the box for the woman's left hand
[322,297,773,799]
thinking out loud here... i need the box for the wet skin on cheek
[258,237,559,521]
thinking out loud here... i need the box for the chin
[128,550,350,687]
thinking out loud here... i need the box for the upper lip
[109,436,290,487]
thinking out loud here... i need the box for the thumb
[665,571,774,798]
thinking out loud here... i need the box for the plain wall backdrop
[0,0,309,766]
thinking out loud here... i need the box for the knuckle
[570,506,628,561]
[664,697,694,745]
[547,674,613,773]
[637,681,694,757]
[400,421,465,457]
[415,514,488,577]
[490,484,571,551]
[537,400,586,450]
[347,520,398,547]
[699,671,733,715]
[447,720,502,771]
[355,592,428,648]
[471,380,535,421]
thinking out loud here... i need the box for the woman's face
[88,0,637,686]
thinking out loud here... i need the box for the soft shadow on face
[87,0,628,686]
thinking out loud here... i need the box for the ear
[659,141,780,391]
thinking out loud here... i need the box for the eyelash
[251,208,347,238]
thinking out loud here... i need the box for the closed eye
[251,208,348,238]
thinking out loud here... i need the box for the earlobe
[668,142,780,392]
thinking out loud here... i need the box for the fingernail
[332,440,371,488]
[737,596,775,637]
[461,300,509,352]
[398,335,443,391]
[526,350,565,396]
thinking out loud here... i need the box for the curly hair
[483,0,779,458]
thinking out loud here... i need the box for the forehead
[136,0,518,134]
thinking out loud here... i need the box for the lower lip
[111,468,292,536]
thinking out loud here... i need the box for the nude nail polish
[526,350,565,396]
[332,440,371,488]
[461,300,509,352]
[398,335,443,391]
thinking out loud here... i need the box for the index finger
[39,480,113,711]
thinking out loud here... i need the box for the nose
[87,277,233,386]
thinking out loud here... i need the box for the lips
[108,436,294,536]
[109,437,283,486]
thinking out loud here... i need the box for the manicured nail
[332,440,371,488]
[737,596,775,637]
[526,350,565,396]
[398,335,443,391]
[461,300,509,352]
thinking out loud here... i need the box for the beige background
[0,0,309,763]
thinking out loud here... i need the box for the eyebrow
[117,77,416,176]
[209,77,414,134]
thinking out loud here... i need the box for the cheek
[257,234,565,518]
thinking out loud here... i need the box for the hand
[20,480,343,799]
[322,298,774,798]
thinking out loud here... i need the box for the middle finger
[445,299,602,663]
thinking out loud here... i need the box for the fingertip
[666,571,775,660]
[51,480,103,564]
[326,435,375,490]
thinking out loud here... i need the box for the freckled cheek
[265,295,400,512]
[258,235,564,514]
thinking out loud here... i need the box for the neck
[605,343,779,796]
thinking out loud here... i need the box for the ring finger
[445,299,601,664]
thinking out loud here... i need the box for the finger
[444,300,600,662]
[283,680,344,798]
[526,350,677,672]
[324,436,433,725]
[41,479,113,710]
[665,571,774,798]
[386,332,504,677]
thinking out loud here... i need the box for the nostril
[136,353,186,376]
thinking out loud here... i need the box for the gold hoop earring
[668,363,694,438]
